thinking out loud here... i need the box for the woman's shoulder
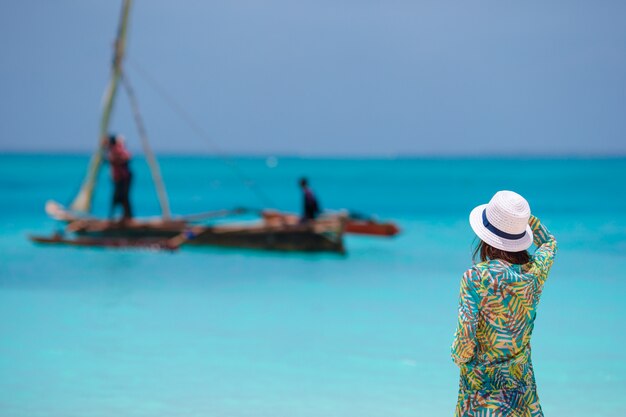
[462,264,485,282]
[467,260,496,274]
[467,259,519,280]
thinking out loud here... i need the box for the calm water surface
[0,155,625,417]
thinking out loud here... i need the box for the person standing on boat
[107,134,133,220]
[299,177,320,221]
[451,191,557,416]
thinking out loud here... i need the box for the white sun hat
[469,190,533,252]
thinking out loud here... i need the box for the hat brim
[469,204,533,252]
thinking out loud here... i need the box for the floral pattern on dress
[452,216,557,417]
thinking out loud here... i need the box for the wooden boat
[29,0,346,254]
[262,210,400,237]
[30,217,345,253]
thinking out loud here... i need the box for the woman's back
[468,260,540,365]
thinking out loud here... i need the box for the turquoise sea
[1,154,625,417]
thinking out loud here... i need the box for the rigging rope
[126,58,276,208]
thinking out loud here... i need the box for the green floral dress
[451,216,557,417]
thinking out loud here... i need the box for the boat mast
[70,0,132,213]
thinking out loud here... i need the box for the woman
[452,190,557,417]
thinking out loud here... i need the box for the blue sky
[1,0,625,156]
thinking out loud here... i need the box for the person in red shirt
[299,177,320,221]
[107,134,133,220]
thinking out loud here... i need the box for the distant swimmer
[299,177,320,221]
[107,134,133,220]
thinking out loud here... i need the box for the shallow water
[1,155,625,416]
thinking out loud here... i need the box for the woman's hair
[473,239,530,264]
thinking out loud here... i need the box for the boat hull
[344,221,400,236]
[187,225,344,253]
[262,210,400,237]
[31,217,345,254]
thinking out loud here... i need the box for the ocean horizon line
[2,149,626,160]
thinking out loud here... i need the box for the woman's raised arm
[528,215,557,297]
